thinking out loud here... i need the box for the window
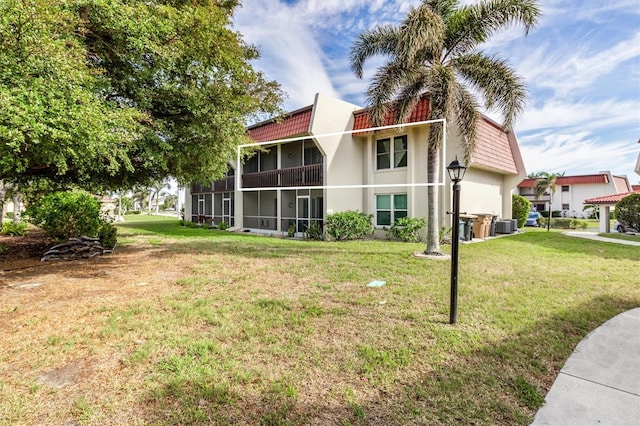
[561,185,569,192]
[376,194,408,226]
[562,203,570,210]
[376,135,407,170]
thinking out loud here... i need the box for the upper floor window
[376,135,407,170]
[561,185,569,192]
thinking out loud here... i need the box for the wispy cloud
[519,131,639,178]
[234,0,640,180]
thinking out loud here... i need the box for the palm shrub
[387,217,426,242]
[25,190,117,247]
[512,194,531,228]
[325,211,373,241]
[1,221,27,236]
[615,193,640,231]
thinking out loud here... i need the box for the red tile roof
[470,117,517,174]
[613,175,630,193]
[352,98,517,174]
[518,174,609,188]
[352,98,430,134]
[632,184,640,191]
[247,106,313,142]
[584,191,638,204]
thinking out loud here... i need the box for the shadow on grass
[137,294,639,425]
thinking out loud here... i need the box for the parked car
[526,211,541,227]
[614,220,637,233]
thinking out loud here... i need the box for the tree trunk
[12,192,21,224]
[147,191,153,215]
[547,201,551,232]
[0,181,5,222]
[425,144,442,255]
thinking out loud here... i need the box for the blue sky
[234,0,640,183]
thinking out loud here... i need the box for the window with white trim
[376,135,407,170]
[376,194,408,226]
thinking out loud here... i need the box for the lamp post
[447,158,467,325]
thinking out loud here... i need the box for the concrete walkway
[563,231,640,246]
[531,308,640,425]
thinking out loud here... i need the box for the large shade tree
[0,0,283,192]
[349,0,540,254]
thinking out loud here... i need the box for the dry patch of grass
[1,221,638,425]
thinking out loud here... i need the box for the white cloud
[519,132,639,178]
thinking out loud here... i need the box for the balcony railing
[191,176,235,194]
[242,164,323,188]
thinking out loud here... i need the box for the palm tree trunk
[547,201,551,232]
[425,144,442,255]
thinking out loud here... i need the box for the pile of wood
[41,236,113,261]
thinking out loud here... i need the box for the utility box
[496,220,512,234]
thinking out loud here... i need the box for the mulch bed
[0,228,55,271]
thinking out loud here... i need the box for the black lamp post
[447,158,467,325]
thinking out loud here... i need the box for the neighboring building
[518,172,633,218]
[185,93,526,237]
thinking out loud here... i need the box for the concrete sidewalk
[563,231,640,246]
[531,308,640,425]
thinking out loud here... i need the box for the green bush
[1,222,27,236]
[217,221,228,231]
[325,211,373,241]
[538,218,588,229]
[304,221,324,241]
[98,222,118,249]
[25,191,117,247]
[615,193,640,232]
[512,194,531,228]
[386,217,426,242]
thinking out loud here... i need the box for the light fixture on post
[446,157,466,325]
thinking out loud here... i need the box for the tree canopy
[0,0,283,191]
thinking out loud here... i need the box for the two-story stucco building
[185,93,526,237]
[518,172,633,218]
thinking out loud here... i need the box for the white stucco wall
[309,93,363,215]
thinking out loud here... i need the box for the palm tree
[149,180,171,215]
[534,171,559,231]
[349,0,540,255]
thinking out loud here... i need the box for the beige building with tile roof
[186,93,527,238]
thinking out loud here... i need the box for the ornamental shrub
[1,221,27,236]
[25,191,117,247]
[325,211,373,241]
[387,217,426,242]
[512,194,531,228]
[303,221,324,241]
[615,193,640,232]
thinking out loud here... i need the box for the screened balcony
[242,164,323,188]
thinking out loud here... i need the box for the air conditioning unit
[496,221,512,234]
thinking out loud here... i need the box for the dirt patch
[0,228,190,424]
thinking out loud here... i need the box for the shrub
[217,221,228,231]
[386,217,426,242]
[512,194,531,228]
[304,221,324,241]
[325,211,373,241]
[98,223,118,249]
[25,191,117,248]
[615,193,640,232]
[1,221,27,236]
[538,218,588,229]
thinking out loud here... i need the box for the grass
[599,232,640,242]
[2,219,639,425]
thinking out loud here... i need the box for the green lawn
[4,220,639,425]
